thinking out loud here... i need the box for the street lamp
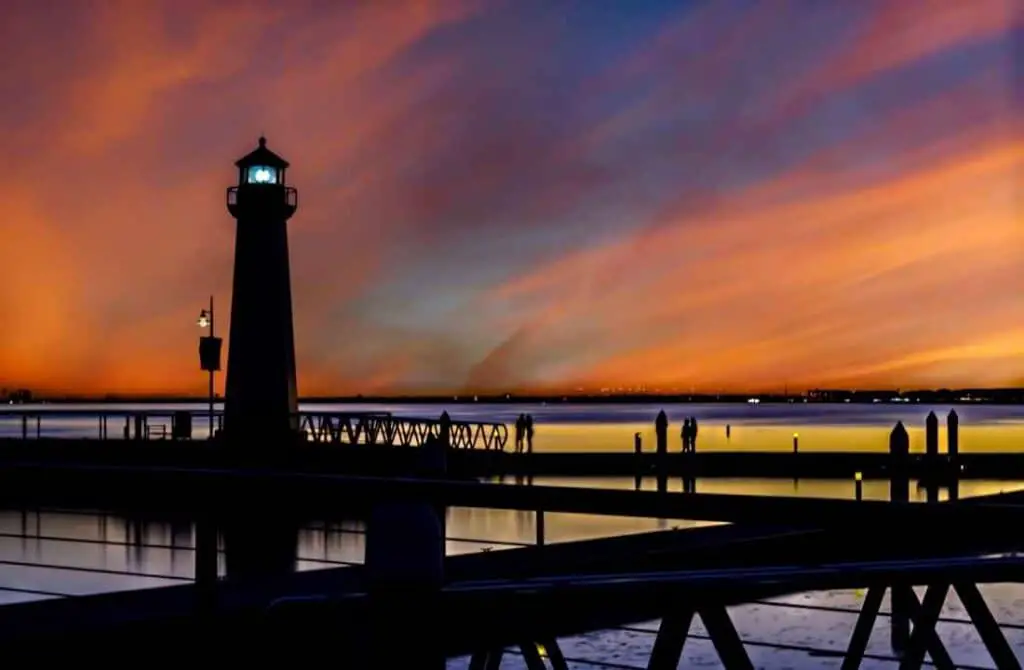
[197,296,222,438]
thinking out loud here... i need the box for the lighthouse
[223,137,299,444]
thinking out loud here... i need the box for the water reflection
[0,475,1017,602]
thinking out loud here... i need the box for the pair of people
[681,416,699,453]
[514,414,534,453]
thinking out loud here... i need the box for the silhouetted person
[690,417,699,451]
[525,414,534,453]
[681,418,691,452]
[514,414,526,453]
[726,424,731,439]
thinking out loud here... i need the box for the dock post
[925,411,939,504]
[364,429,446,668]
[948,410,960,501]
[634,432,643,490]
[888,422,911,654]
[194,517,219,614]
[655,411,668,494]
[854,472,863,501]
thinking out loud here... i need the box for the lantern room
[227,136,298,219]
[235,136,289,186]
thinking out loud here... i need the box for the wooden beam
[953,582,1022,670]
[840,586,885,670]
[647,611,694,670]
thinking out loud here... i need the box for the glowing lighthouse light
[246,165,277,184]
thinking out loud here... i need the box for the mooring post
[854,471,863,501]
[655,411,668,493]
[634,432,643,490]
[925,411,939,503]
[947,409,959,457]
[947,409,960,501]
[364,427,446,668]
[925,411,939,459]
[888,421,911,653]
[792,432,799,453]
[194,516,219,615]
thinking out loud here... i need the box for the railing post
[536,509,545,547]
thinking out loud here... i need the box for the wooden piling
[948,409,960,501]
[888,421,911,653]
[194,517,219,615]
[947,409,959,457]
[364,418,448,668]
[925,411,940,503]
[925,411,939,459]
[634,432,643,490]
[655,411,668,494]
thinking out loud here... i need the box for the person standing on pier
[514,415,525,453]
[525,414,535,453]
[690,417,699,451]
[681,418,691,452]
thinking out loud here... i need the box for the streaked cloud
[0,0,1020,395]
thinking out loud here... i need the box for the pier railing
[0,408,508,451]
[298,412,507,450]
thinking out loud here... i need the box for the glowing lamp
[197,310,211,328]
[246,165,278,184]
[855,472,862,481]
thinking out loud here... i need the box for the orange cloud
[0,1,1020,397]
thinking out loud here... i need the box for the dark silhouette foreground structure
[223,137,299,444]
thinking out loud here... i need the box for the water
[1,402,1022,666]
[5,400,1024,452]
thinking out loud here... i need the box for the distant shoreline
[7,390,1024,405]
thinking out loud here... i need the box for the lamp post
[197,296,222,438]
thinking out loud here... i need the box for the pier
[2,406,1021,481]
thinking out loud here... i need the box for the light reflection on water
[0,474,1020,603]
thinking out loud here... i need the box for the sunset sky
[1,0,1022,397]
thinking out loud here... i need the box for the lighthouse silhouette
[223,137,299,443]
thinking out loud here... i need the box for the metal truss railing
[297,412,508,450]
[0,408,509,450]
